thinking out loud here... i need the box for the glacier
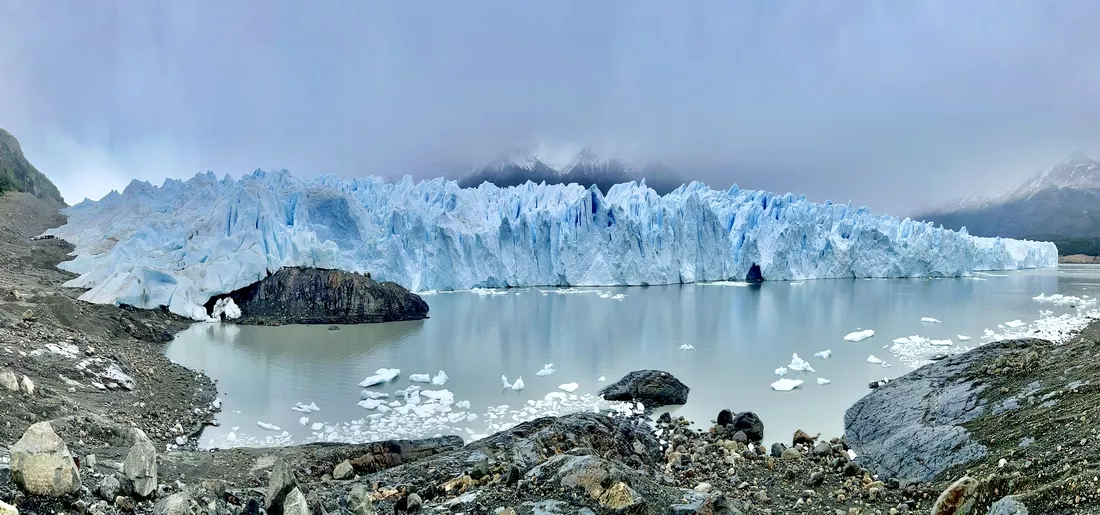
[46,170,1058,320]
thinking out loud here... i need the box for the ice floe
[787,353,815,373]
[1033,293,1096,307]
[432,371,449,385]
[958,335,971,341]
[359,368,401,387]
[774,367,788,376]
[409,374,431,383]
[678,344,695,350]
[866,355,884,365]
[535,364,556,376]
[558,382,579,393]
[816,378,831,385]
[921,317,941,323]
[843,329,875,342]
[771,378,803,391]
[256,421,280,431]
[813,349,832,359]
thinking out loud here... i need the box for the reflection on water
[166,265,1100,448]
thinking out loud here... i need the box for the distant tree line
[1026,235,1100,256]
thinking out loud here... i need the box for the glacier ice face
[46,170,1058,320]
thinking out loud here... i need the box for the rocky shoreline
[1,190,1099,514]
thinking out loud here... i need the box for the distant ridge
[0,128,65,205]
[918,153,1100,241]
[457,146,685,195]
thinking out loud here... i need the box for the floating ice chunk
[360,390,390,400]
[866,355,884,364]
[1005,320,1026,328]
[357,399,383,410]
[544,392,567,402]
[512,377,525,390]
[817,377,831,385]
[409,374,431,383]
[929,339,953,347]
[957,335,971,341]
[921,317,941,323]
[256,421,280,431]
[456,400,471,409]
[678,344,695,350]
[359,368,401,387]
[813,349,832,359]
[892,337,911,344]
[788,353,815,373]
[501,375,511,388]
[209,297,241,321]
[774,367,788,376]
[598,376,606,382]
[307,402,319,411]
[298,416,309,426]
[559,382,579,393]
[432,370,449,385]
[844,329,875,342]
[536,364,556,376]
[771,378,803,391]
[310,422,324,431]
[388,400,401,407]
[226,432,237,442]
[291,402,316,413]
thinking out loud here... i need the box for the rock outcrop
[598,370,690,408]
[9,422,81,496]
[206,267,429,325]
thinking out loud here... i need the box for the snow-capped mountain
[920,153,1100,238]
[47,170,1055,320]
[458,147,682,194]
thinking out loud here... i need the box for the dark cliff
[208,267,429,325]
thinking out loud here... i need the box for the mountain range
[456,147,686,195]
[918,153,1100,245]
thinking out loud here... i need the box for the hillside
[457,147,685,195]
[0,128,65,205]
[918,154,1100,247]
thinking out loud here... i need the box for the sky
[2,1,1099,215]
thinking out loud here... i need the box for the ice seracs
[46,171,1058,320]
[843,329,875,342]
[208,297,241,321]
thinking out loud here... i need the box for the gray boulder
[265,458,298,513]
[347,484,377,515]
[282,487,310,515]
[154,492,195,515]
[598,370,689,408]
[332,459,354,480]
[0,369,17,391]
[10,421,82,496]
[989,496,1029,515]
[123,428,158,499]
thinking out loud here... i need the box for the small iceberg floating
[409,373,432,383]
[502,375,524,390]
[843,329,875,342]
[359,368,401,387]
[816,377,831,385]
[929,339,953,347]
[774,367,788,376]
[256,421,281,431]
[958,335,971,341]
[678,344,695,350]
[771,378,804,391]
[360,390,390,400]
[558,382,579,393]
[1004,320,1026,328]
[813,349,832,359]
[432,371,449,386]
[298,416,309,426]
[787,353,815,373]
[310,422,324,431]
[535,364,556,376]
[866,355,884,365]
[921,317,941,323]
[511,377,525,390]
[291,402,320,413]
[501,375,511,388]
[598,376,606,382]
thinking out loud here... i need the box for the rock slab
[123,428,158,499]
[598,370,689,408]
[10,421,81,496]
[209,267,429,325]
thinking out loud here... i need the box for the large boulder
[207,267,429,325]
[730,412,764,443]
[123,428,158,499]
[347,484,377,515]
[282,487,310,515]
[598,370,689,408]
[10,421,81,496]
[265,458,298,513]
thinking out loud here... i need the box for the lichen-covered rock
[0,499,18,515]
[332,459,354,480]
[10,421,81,496]
[208,267,429,325]
[598,482,645,513]
[930,476,979,515]
[123,428,157,499]
[0,368,17,391]
[598,370,689,408]
[347,484,377,515]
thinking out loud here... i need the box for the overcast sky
[2,0,1099,214]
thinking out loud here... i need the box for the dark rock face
[730,412,764,443]
[208,267,429,325]
[598,370,690,408]
[845,339,1049,483]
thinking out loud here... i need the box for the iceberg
[45,171,1058,320]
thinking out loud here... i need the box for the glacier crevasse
[46,170,1058,320]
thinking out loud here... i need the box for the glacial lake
[166,265,1100,449]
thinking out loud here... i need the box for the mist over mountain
[457,147,686,195]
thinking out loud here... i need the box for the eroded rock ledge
[206,267,429,325]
